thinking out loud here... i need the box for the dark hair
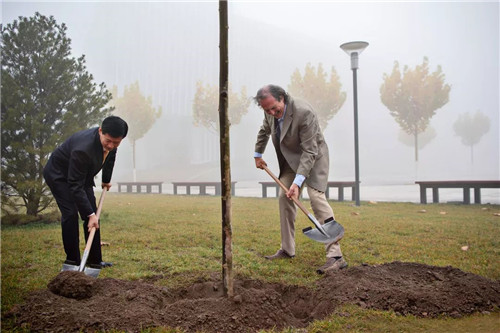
[253,84,289,105]
[101,116,128,138]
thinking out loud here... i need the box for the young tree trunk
[132,140,137,182]
[218,0,233,298]
[414,129,419,162]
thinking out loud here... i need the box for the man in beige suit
[253,84,347,274]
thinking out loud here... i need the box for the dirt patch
[6,262,500,332]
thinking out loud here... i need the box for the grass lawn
[2,193,499,332]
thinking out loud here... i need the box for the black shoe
[87,261,113,269]
[63,259,80,266]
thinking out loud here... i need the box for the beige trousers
[278,169,342,258]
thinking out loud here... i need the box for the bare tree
[219,0,233,298]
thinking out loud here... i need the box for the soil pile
[7,261,500,333]
[47,271,96,300]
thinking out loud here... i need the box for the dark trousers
[44,175,102,265]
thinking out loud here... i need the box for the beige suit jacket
[255,96,330,192]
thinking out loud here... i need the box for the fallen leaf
[461,245,469,251]
[368,201,377,204]
[101,242,110,246]
[439,211,447,215]
[351,212,360,216]
[493,213,500,217]
[418,209,427,213]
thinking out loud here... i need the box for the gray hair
[253,84,289,105]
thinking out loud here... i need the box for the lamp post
[340,41,368,206]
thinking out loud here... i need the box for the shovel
[263,166,345,244]
[61,188,108,278]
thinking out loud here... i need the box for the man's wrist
[293,174,305,187]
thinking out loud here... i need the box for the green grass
[2,194,499,332]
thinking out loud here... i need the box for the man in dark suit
[43,116,128,269]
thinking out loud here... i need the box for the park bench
[117,182,163,194]
[259,181,356,201]
[172,181,236,196]
[326,181,356,201]
[415,180,500,204]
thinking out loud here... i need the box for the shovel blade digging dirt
[61,263,100,278]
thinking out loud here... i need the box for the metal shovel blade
[61,263,100,278]
[78,247,101,278]
[302,219,345,244]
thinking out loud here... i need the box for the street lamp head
[340,41,369,70]
[340,41,369,55]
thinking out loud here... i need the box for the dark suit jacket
[254,96,330,192]
[44,127,117,218]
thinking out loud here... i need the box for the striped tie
[275,119,281,141]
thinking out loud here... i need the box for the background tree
[1,13,112,216]
[380,57,451,161]
[287,62,346,131]
[192,81,250,133]
[398,127,436,150]
[453,111,490,163]
[111,81,162,182]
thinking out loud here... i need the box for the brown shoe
[316,257,348,274]
[265,249,294,260]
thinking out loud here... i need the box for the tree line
[1,13,491,218]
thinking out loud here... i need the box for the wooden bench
[117,182,163,194]
[259,181,356,201]
[259,182,281,198]
[415,180,500,204]
[172,181,236,196]
[326,181,356,201]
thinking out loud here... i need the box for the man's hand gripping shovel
[263,166,345,244]
[61,188,108,278]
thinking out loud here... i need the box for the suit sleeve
[254,114,272,154]
[67,150,94,217]
[296,110,320,177]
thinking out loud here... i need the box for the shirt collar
[278,104,287,122]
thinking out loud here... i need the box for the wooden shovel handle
[262,166,311,217]
[83,189,107,253]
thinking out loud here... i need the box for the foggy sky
[2,1,499,189]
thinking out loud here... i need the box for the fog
[3,1,499,201]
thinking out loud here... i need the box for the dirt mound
[47,271,96,300]
[7,262,500,333]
